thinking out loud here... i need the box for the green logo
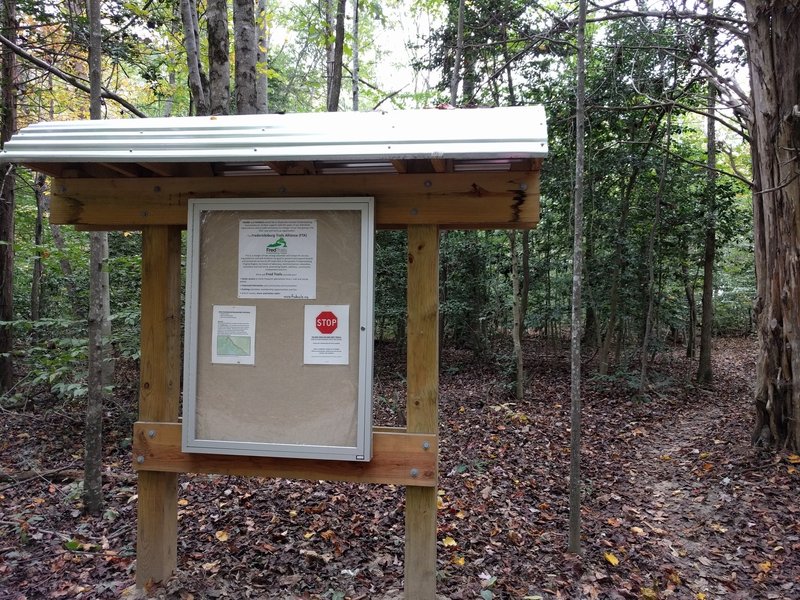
[267,237,287,249]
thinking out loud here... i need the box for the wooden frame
[48,172,540,230]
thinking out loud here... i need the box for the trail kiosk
[3,106,547,598]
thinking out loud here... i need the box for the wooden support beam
[49,172,540,230]
[132,422,438,487]
[100,162,140,177]
[136,225,182,589]
[405,224,439,600]
[139,162,180,177]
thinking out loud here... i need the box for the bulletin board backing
[182,198,374,461]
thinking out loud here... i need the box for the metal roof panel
[1,106,548,165]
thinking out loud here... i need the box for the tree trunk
[351,0,359,111]
[207,0,230,115]
[510,231,524,401]
[746,0,800,451]
[520,229,530,341]
[639,108,672,396]
[180,0,208,115]
[697,10,717,384]
[31,173,45,321]
[234,0,258,114]
[0,0,16,393]
[683,263,696,358]
[568,0,587,556]
[449,0,464,105]
[325,0,346,112]
[256,0,269,113]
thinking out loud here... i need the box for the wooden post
[136,225,182,588]
[405,224,439,599]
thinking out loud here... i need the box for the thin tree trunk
[697,11,717,384]
[639,108,672,396]
[747,0,800,451]
[31,173,45,321]
[207,0,230,115]
[180,0,208,115]
[0,0,16,393]
[510,230,524,401]
[683,263,696,358]
[256,0,269,113]
[351,0,359,111]
[84,0,107,515]
[520,230,530,341]
[234,0,258,114]
[568,0,587,556]
[325,0,346,112]
[449,0,464,105]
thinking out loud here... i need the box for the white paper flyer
[211,305,256,365]
[303,305,349,365]
[238,219,317,299]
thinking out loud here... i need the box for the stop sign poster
[303,305,349,365]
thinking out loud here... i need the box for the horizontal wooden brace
[50,172,539,230]
[133,422,438,487]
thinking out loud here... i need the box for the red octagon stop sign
[315,310,338,334]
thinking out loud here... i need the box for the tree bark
[207,0,230,115]
[0,0,16,393]
[351,0,359,111]
[234,0,258,114]
[180,0,208,115]
[84,0,110,515]
[639,108,672,396]
[697,7,717,384]
[31,173,45,321]
[256,0,269,113]
[568,0,587,556]
[325,0,346,112]
[449,0,464,105]
[746,0,800,451]
[510,230,524,401]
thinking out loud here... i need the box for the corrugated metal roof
[1,106,547,165]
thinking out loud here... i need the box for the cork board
[182,198,374,461]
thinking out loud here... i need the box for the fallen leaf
[787,453,800,464]
[442,536,457,547]
[641,587,657,600]
[758,560,772,573]
[451,555,465,566]
[603,552,619,566]
[630,526,645,536]
[214,530,229,542]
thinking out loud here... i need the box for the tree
[0,0,16,393]
[234,0,258,114]
[208,0,231,115]
[569,0,587,555]
[746,0,800,451]
[325,0,346,111]
[84,0,110,515]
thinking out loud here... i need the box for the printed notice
[304,305,349,365]
[211,305,256,365]
[238,219,317,299]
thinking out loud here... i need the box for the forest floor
[0,336,798,599]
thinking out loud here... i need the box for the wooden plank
[49,172,540,229]
[132,422,438,487]
[405,224,440,600]
[23,163,63,177]
[100,162,140,177]
[139,163,180,177]
[136,226,182,588]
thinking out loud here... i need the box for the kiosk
[2,106,547,599]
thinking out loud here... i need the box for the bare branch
[0,33,146,118]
